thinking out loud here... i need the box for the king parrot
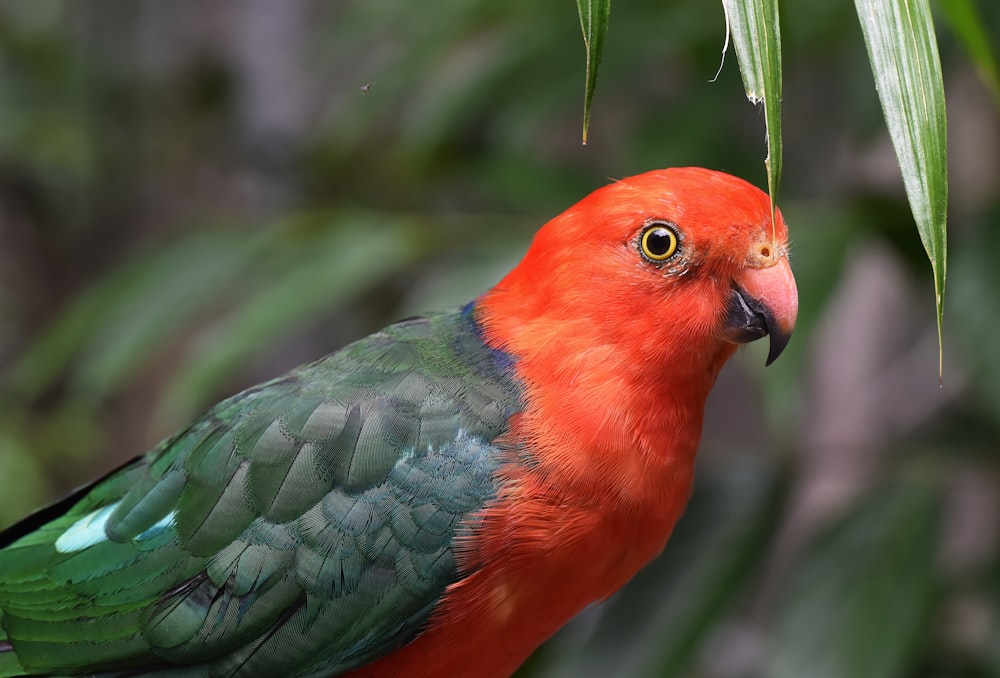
[0,167,797,677]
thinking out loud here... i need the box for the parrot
[0,167,797,677]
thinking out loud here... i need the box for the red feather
[351,167,795,677]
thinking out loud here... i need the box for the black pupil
[647,228,672,255]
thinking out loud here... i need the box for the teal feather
[0,309,521,677]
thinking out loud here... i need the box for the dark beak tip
[764,327,792,367]
[722,286,795,366]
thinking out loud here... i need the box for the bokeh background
[1,1,999,676]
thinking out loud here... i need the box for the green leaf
[0,421,50,527]
[3,232,262,401]
[854,0,948,375]
[763,478,941,678]
[642,465,788,677]
[576,0,611,145]
[71,234,264,398]
[949,225,1000,421]
[152,214,424,428]
[936,0,1000,110]
[989,556,1000,674]
[721,0,783,226]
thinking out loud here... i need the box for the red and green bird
[0,167,797,677]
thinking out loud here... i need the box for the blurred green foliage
[0,1,998,676]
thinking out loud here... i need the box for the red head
[479,167,797,377]
[475,167,797,504]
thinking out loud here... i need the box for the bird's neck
[474,289,734,512]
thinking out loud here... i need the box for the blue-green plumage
[0,309,522,677]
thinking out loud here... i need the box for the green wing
[0,309,521,677]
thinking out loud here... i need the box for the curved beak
[720,257,798,366]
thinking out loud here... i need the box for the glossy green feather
[0,308,521,677]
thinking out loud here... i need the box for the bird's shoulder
[0,307,524,676]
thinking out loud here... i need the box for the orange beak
[720,257,798,366]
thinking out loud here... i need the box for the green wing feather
[0,308,521,677]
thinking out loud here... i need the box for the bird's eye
[639,223,679,262]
